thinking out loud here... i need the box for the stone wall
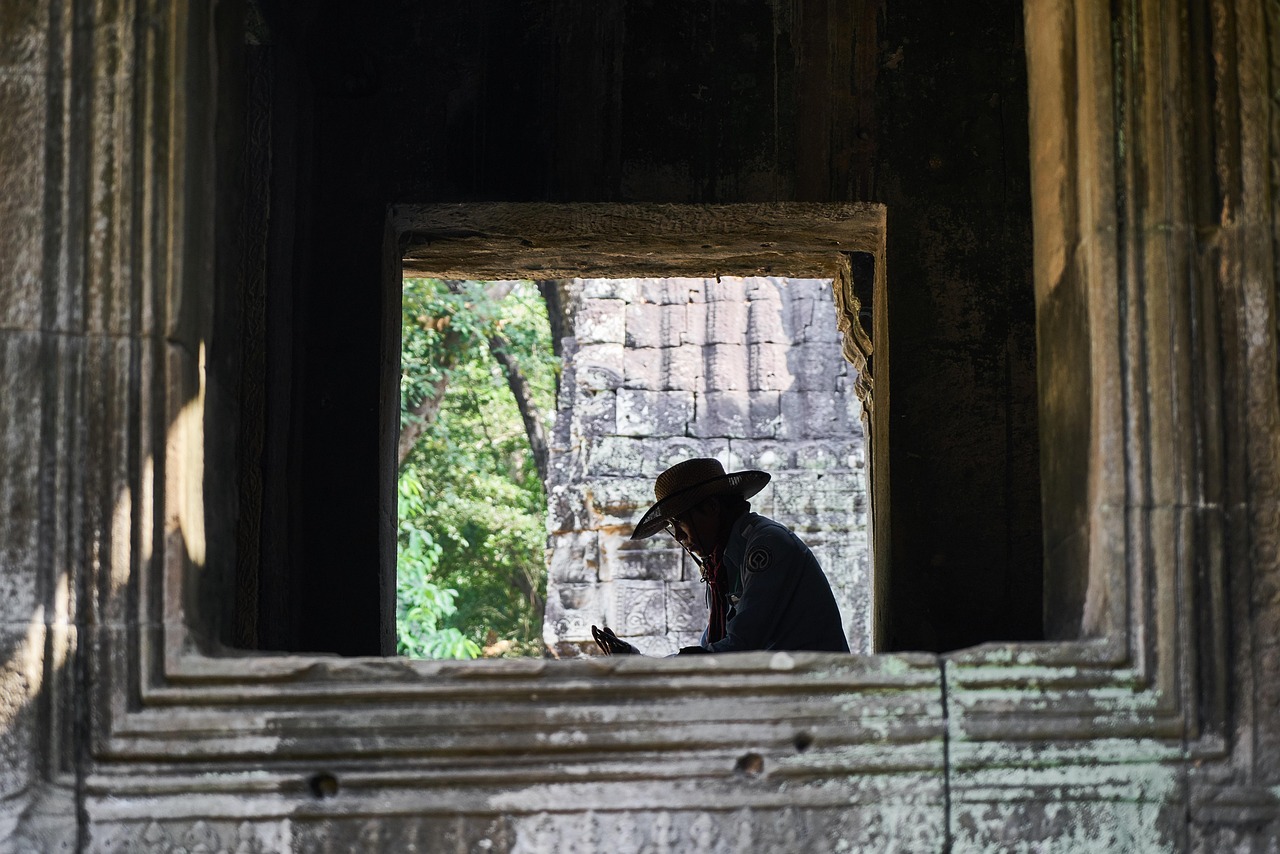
[4,0,1279,850]
[544,277,870,656]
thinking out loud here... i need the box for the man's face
[669,500,722,557]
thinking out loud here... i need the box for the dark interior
[208,0,1042,656]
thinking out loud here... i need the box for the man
[592,458,850,655]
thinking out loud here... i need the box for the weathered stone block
[680,549,701,581]
[553,334,579,390]
[575,298,626,344]
[545,483,591,534]
[790,341,846,392]
[773,391,803,437]
[656,436,730,467]
[748,342,794,391]
[772,472,864,530]
[680,302,708,346]
[586,436,651,476]
[573,343,625,391]
[584,436,728,480]
[948,797,1171,853]
[726,439,792,472]
[675,277,708,303]
[568,389,617,440]
[666,581,710,632]
[0,625,40,800]
[702,277,743,302]
[0,0,45,69]
[7,787,78,852]
[547,530,600,583]
[818,539,872,651]
[779,390,858,439]
[585,477,652,529]
[663,344,703,391]
[544,583,600,642]
[609,580,667,636]
[691,391,779,439]
[706,298,748,343]
[690,391,742,438]
[0,332,43,615]
[705,343,749,390]
[641,277,701,305]
[578,277,638,302]
[788,439,861,472]
[616,390,693,437]
[624,302,663,349]
[556,583,599,612]
[623,346,663,390]
[659,304,688,348]
[744,276,785,302]
[781,294,815,341]
[781,277,833,302]
[0,77,44,332]
[747,299,790,344]
[607,543,681,582]
[745,394,782,437]
[88,819,292,854]
[625,302,686,350]
[789,294,842,344]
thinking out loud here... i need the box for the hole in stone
[793,731,814,752]
[309,772,339,799]
[734,752,765,777]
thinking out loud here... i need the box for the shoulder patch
[746,545,772,573]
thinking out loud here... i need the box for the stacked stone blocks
[545,277,870,657]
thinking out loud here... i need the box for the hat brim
[629,470,771,540]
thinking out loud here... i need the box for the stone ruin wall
[543,277,871,656]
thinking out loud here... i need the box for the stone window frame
[61,0,1237,839]
[391,202,889,653]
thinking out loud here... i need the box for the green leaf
[396,280,557,659]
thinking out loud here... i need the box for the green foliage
[396,467,481,660]
[397,279,557,659]
[400,279,495,416]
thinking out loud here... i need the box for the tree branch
[536,279,569,399]
[398,373,449,467]
[509,564,545,624]
[399,320,463,467]
[487,334,550,491]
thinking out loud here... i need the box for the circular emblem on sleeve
[746,546,772,573]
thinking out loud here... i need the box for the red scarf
[703,546,729,644]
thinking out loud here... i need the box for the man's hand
[591,625,639,656]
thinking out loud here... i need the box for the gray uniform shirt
[700,513,850,653]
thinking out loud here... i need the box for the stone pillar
[544,277,870,657]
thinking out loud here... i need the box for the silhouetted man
[593,458,849,656]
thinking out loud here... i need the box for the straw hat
[630,458,770,540]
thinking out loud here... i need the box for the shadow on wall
[0,341,212,848]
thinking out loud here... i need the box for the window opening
[398,279,557,659]
[397,274,873,660]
